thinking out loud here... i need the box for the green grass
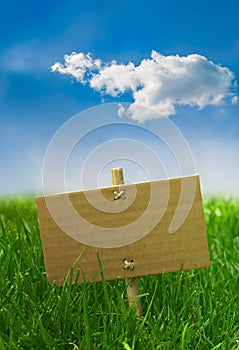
[0,196,239,349]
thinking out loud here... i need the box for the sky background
[1,0,239,196]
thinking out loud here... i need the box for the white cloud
[90,61,140,96]
[51,50,237,122]
[51,52,102,83]
[232,95,239,104]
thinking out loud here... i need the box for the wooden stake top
[110,167,124,185]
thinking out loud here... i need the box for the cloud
[51,50,237,122]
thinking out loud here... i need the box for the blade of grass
[96,251,112,313]
[122,341,133,350]
[140,279,158,329]
[82,278,92,350]
[181,322,189,350]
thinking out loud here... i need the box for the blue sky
[1,0,239,195]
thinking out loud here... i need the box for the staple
[123,258,135,271]
[113,189,126,200]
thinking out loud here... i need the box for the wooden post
[110,167,143,317]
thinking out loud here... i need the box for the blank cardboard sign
[35,175,210,285]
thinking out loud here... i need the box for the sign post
[110,167,142,316]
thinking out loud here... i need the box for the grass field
[0,196,239,349]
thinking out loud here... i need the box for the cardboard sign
[35,175,210,285]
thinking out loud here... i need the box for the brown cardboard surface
[35,175,210,285]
